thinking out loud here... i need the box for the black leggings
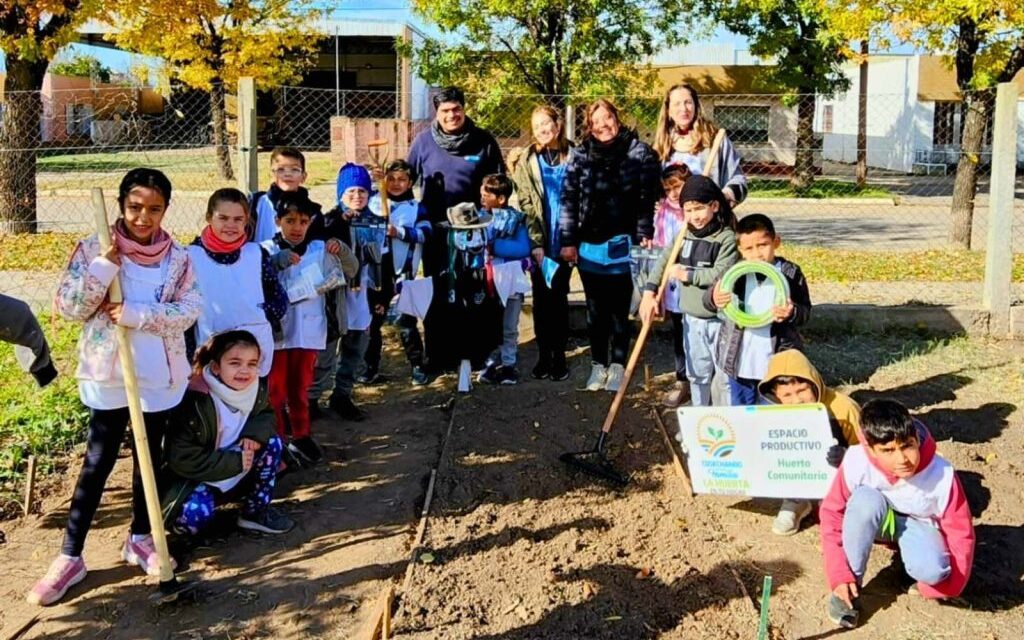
[579,270,633,367]
[62,406,170,557]
[530,258,572,365]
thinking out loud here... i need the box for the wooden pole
[22,455,36,517]
[237,77,259,194]
[90,188,175,583]
[982,82,1018,335]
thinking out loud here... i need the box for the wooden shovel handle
[600,230,687,435]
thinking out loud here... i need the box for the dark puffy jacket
[701,257,812,378]
[558,128,661,248]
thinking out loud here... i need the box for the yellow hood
[758,350,862,445]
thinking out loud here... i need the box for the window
[933,101,956,146]
[822,105,834,133]
[713,105,770,144]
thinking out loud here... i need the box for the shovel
[560,129,727,486]
[91,188,196,604]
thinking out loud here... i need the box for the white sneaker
[585,363,608,391]
[772,499,813,536]
[604,364,626,392]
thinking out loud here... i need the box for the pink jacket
[819,420,975,599]
[54,234,202,387]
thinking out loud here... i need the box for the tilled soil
[396,333,1024,640]
[1,330,1021,640]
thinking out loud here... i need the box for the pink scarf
[113,218,173,266]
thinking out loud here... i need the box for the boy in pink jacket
[819,399,975,628]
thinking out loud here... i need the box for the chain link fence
[0,80,1021,515]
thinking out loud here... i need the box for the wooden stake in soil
[22,455,36,517]
[651,411,693,497]
[363,583,394,640]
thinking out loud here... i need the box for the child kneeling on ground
[164,331,295,536]
[758,350,862,535]
[819,399,975,629]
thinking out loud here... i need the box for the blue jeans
[843,486,952,586]
[728,376,760,405]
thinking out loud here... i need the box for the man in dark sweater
[407,86,506,372]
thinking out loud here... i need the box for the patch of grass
[748,178,892,199]
[783,245,1024,282]
[0,232,195,271]
[35,149,337,191]
[0,314,89,515]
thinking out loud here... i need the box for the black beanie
[681,175,735,229]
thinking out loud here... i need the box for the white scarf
[202,365,259,416]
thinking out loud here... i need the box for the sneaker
[532,359,552,380]
[308,399,325,421]
[771,499,813,536]
[330,394,366,422]
[26,555,87,606]
[549,357,570,382]
[585,364,608,391]
[498,367,519,385]
[411,366,433,386]
[289,437,323,465]
[357,369,387,385]
[238,506,295,535]
[478,362,503,385]
[828,593,860,629]
[662,381,691,408]
[280,443,304,472]
[122,534,177,577]
[604,364,626,392]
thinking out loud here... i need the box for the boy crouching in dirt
[818,399,975,629]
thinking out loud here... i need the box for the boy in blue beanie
[309,163,385,421]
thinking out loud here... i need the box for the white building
[818,55,1024,173]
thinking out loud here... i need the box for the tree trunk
[791,94,816,194]
[949,90,991,249]
[209,82,235,181]
[856,41,868,190]
[0,58,48,234]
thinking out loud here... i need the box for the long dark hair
[192,330,260,377]
[117,167,172,213]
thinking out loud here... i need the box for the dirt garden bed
[0,328,1021,639]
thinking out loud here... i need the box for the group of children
[26,145,975,631]
[637,168,974,628]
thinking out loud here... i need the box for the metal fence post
[982,82,1018,335]
[237,76,259,194]
[565,103,576,142]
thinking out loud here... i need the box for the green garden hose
[719,261,790,329]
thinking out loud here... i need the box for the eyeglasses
[272,167,304,177]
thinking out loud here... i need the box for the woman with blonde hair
[653,83,747,206]
[512,104,575,380]
[559,99,661,392]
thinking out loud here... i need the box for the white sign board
[677,404,837,499]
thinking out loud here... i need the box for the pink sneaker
[122,534,176,577]
[26,555,87,606]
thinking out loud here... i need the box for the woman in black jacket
[559,99,662,392]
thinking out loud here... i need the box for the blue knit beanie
[336,163,372,204]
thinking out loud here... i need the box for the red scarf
[200,225,247,254]
[113,219,172,266]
